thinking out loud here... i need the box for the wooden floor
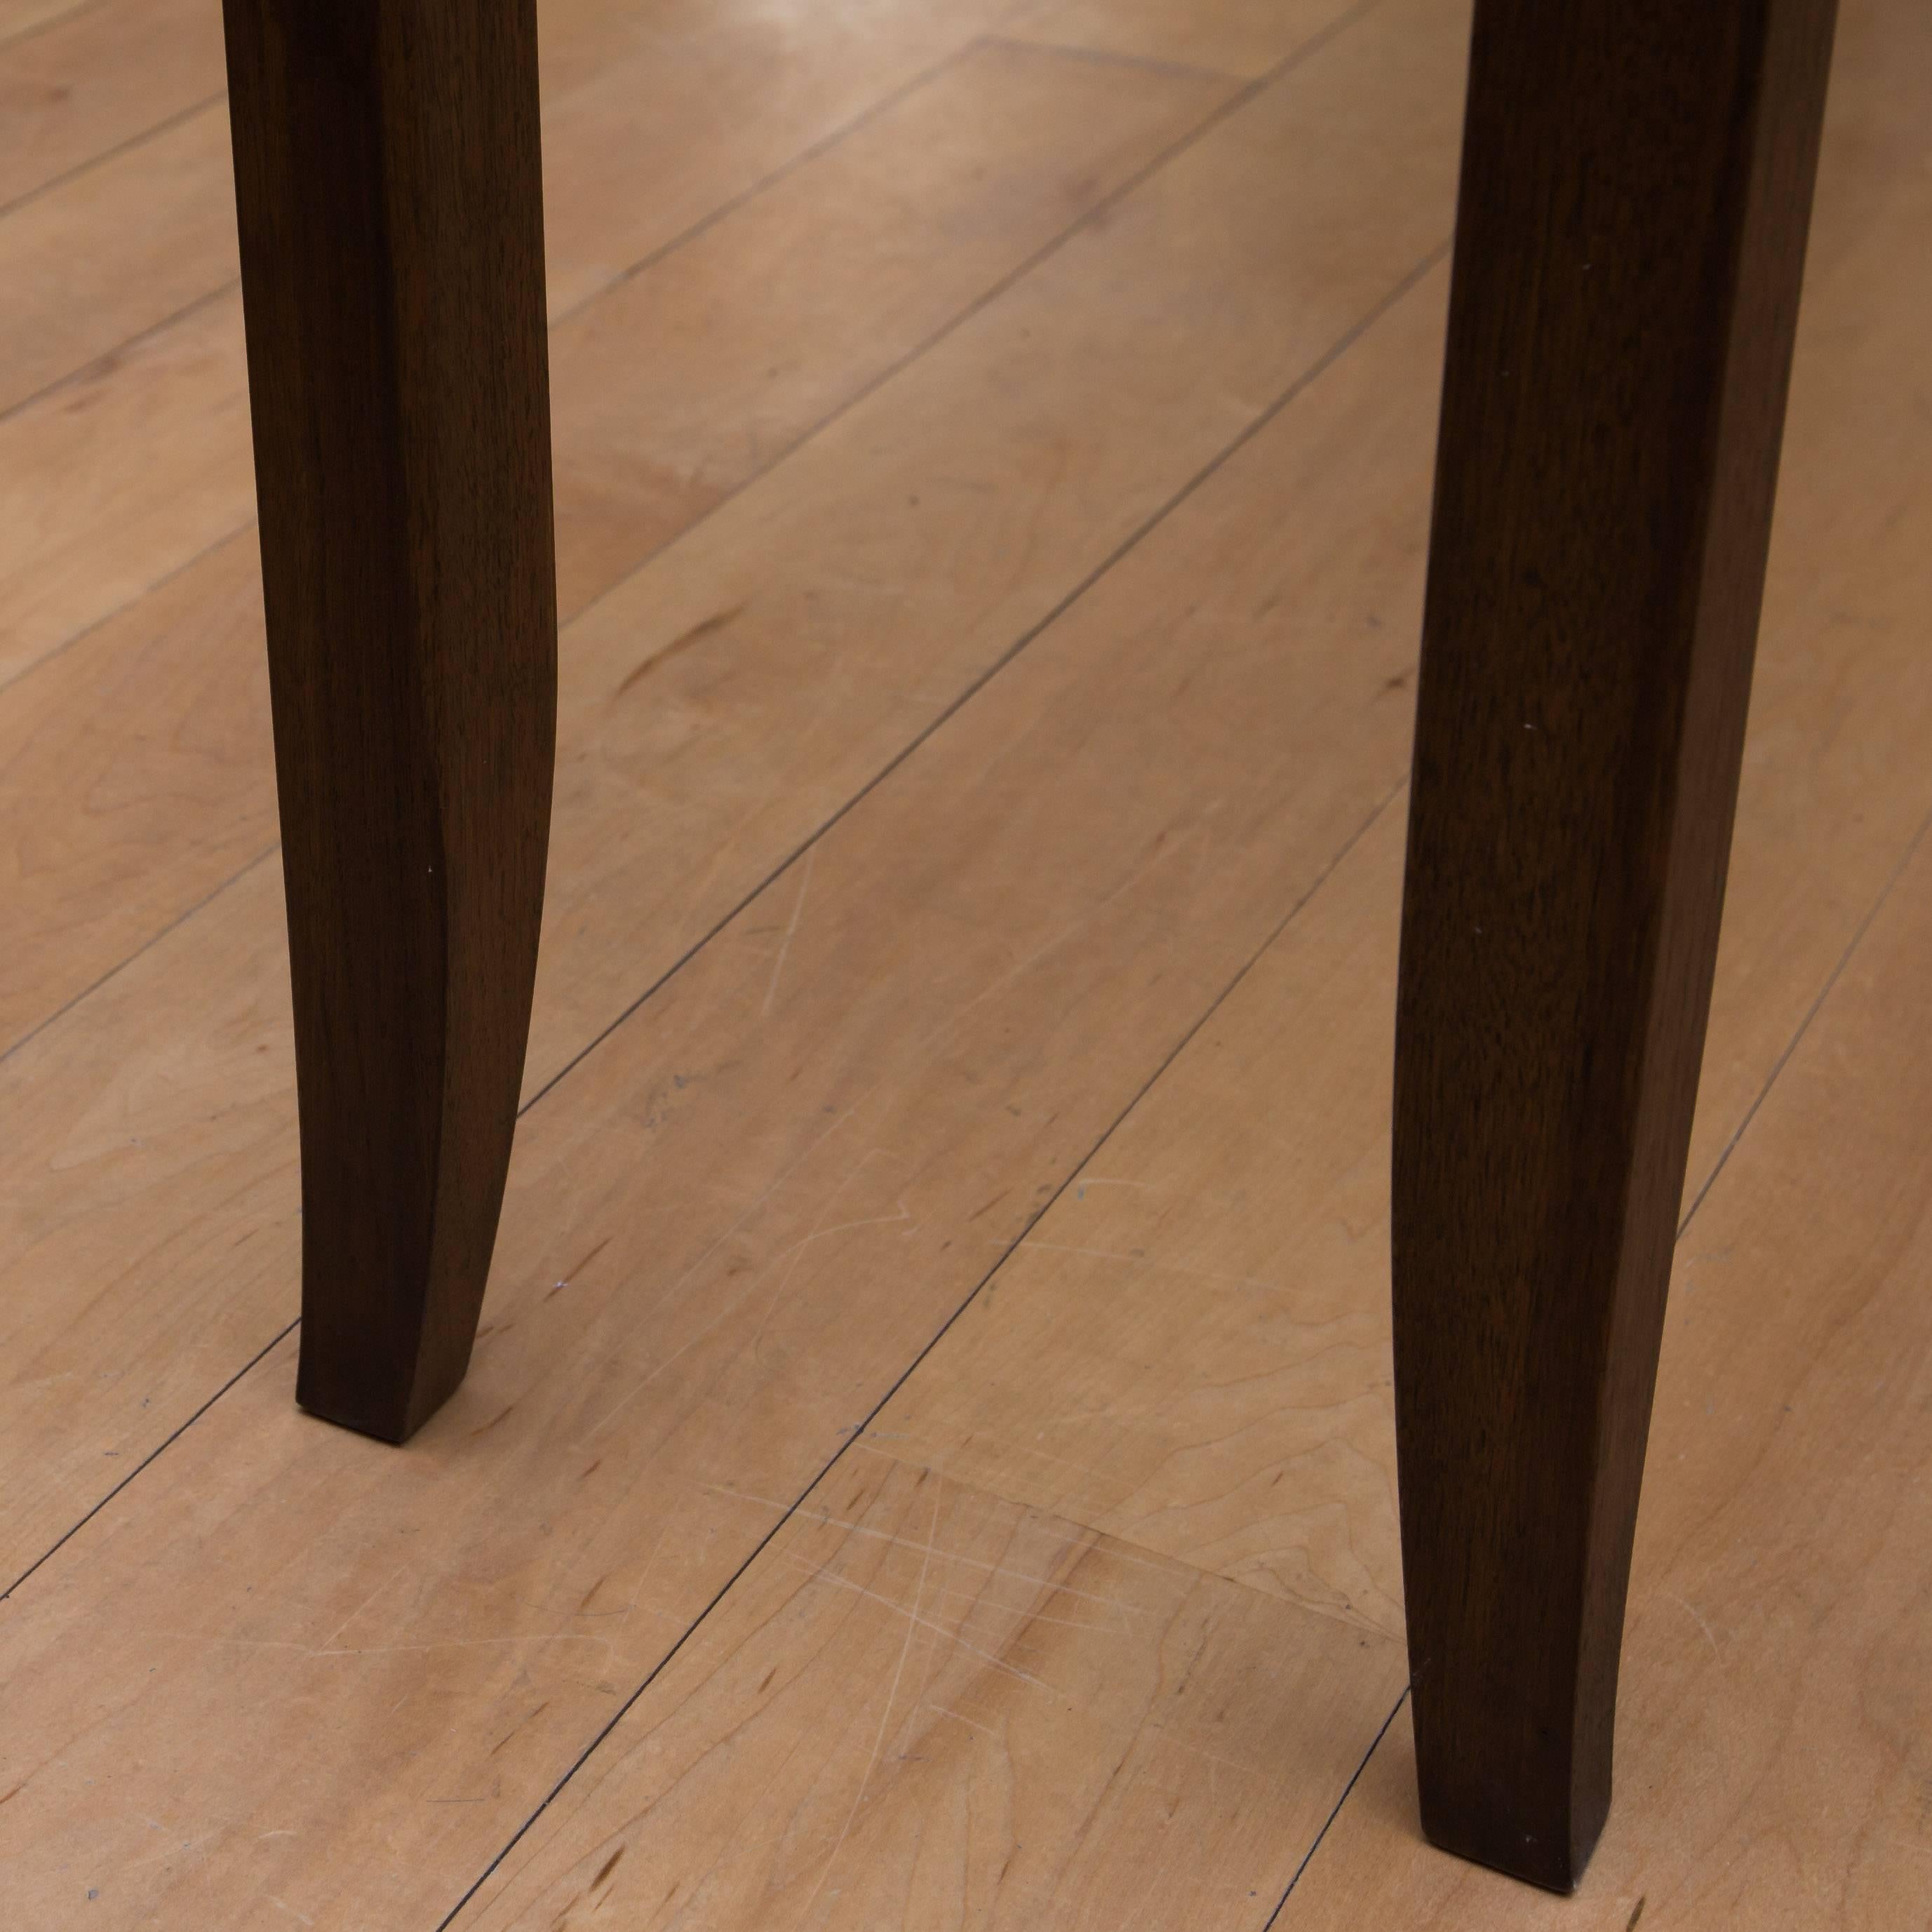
[3,0,1931,1925]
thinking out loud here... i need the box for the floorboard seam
[1677,790,1932,1239]
[0,0,103,55]
[1264,1689,1408,1927]
[8,0,1394,699]
[977,30,1250,86]
[0,514,251,709]
[0,838,274,1068]
[0,272,239,434]
[0,86,224,227]
[0,1315,298,1602]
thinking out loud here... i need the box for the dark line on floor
[0,0,1362,734]
[1677,791,1932,1239]
[7,40,1424,1086]
[0,274,240,434]
[0,842,275,1069]
[542,38,977,332]
[0,516,253,707]
[0,1317,299,1603]
[0,88,224,227]
[0,0,105,55]
[977,31,1250,86]
[0,34,967,685]
[1263,1690,1408,1926]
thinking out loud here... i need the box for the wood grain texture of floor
[2,0,1930,1926]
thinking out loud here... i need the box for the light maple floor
[4,0,1931,1926]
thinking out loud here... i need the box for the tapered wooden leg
[1392,0,1837,1893]
[222,0,557,1442]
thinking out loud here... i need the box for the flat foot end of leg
[1418,1790,1606,1895]
[294,1390,414,1445]
[295,1348,468,1446]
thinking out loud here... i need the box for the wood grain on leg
[221,0,556,1442]
[1392,0,1838,1891]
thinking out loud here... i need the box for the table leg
[1392,0,1838,1891]
[221,0,556,1442]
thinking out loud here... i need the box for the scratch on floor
[911,920,1087,1057]
[312,1632,615,1661]
[801,1562,1058,1693]
[784,1203,915,1248]
[911,1571,1129,1635]
[743,1151,904,1369]
[487,1700,552,1757]
[993,1236,1285,1295]
[314,1564,412,1653]
[926,1700,1004,1739]
[1665,1591,1722,1661]
[757,1488,1146,1621]
[596,1512,678,1656]
[612,603,744,699]
[552,1234,613,1291]
[796,1484,941,1925]
[763,843,817,1016]
[1010,1437,1106,1480]
[1148,1727,1259,1779]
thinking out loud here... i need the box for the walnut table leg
[1392,0,1838,1891]
[221,0,556,1442]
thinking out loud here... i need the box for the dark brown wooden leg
[1392,0,1837,1893]
[222,1,556,1442]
